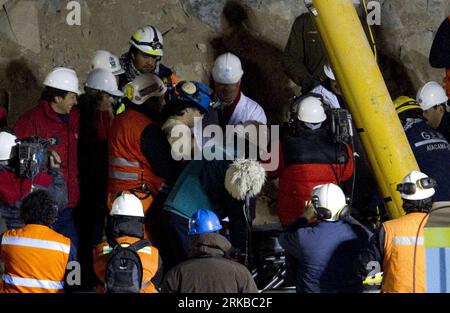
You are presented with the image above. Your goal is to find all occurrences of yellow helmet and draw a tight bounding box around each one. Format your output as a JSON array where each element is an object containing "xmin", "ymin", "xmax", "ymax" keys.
[{"xmin": 393, "ymin": 96, "xmax": 421, "ymax": 115}]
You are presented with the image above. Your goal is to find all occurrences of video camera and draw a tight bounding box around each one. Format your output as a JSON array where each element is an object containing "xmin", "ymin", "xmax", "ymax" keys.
[
  {"xmin": 329, "ymin": 108, "xmax": 353, "ymax": 145},
  {"xmin": 15, "ymin": 136, "xmax": 58, "ymax": 179}
]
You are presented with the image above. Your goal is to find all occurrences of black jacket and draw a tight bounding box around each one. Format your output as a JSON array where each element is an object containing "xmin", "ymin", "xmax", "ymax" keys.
[{"xmin": 161, "ymin": 233, "xmax": 258, "ymax": 293}]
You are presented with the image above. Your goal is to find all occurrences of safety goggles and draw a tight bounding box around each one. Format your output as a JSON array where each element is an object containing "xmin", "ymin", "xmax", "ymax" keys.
[{"xmin": 396, "ymin": 177, "xmax": 437, "ymax": 195}]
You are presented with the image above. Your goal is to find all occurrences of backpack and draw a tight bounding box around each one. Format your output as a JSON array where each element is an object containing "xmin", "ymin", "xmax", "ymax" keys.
[{"xmin": 104, "ymin": 239, "xmax": 151, "ymax": 293}]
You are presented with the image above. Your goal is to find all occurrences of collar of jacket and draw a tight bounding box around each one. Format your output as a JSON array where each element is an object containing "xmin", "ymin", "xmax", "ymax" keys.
[
  {"xmin": 37, "ymin": 98, "xmax": 78, "ymax": 124},
  {"xmin": 128, "ymin": 101, "xmax": 165, "ymax": 124},
  {"xmin": 190, "ymin": 232, "xmax": 232, "ymax": 258}
]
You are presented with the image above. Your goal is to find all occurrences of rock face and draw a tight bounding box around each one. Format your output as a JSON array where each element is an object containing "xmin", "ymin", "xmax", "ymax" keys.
[{"xmin": 0, "ymin": 0, "xmax": 448, "ymax": 124}]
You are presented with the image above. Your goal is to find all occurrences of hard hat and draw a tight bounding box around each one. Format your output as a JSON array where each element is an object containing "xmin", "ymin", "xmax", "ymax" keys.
[
  {"xmin": 125, "ymin": 73, "xmax": 167, "ymax": 105},
  {"xmin": 130, "ymin": 25, "xmax": 164, "ymax": 57},
  {"xmin": 212, "ymin": 53, "xmax": 244, "ymax": 84},
  {"xmin": 396, "ymin": 170, "xmax": 436, "ymax": 201},
  {"xmin": 43, "ymin": 67, "xmax": 80, "ymax": 94},
  {"xmin": 85, "ymin": 68, "xmax": 124, "ymax": 97},
  {"xmin": 311, "ymin": 183, "xmax": 347, "ymax": 222},
  {"xmin": 188, "ymin": 209, "xmax": 223, "ymax": 235},
  {"xmin": 393, "ymin": 96, "xmax": 422, "ymax": 115},
  {"xmin": 90, "ymin": 50, "xmax": 125, "ymax": 76},
  {"xmin": 175, "ymin": 81, "xmax": 212, "ymax": 113},
  {"xmin": 297, "ymin": 96, "xmax": 327, "ymax": 123},
  {"xmin": 110, "ymin": 193, "xmax": 144, "ymax": 217},
  {"xmin": 324, "ymin": 63, "xmax": 336, "ymax": 81},
  {"xmin": 0, "ymin": 131, "xmax": 17, "ymax": 161},
  {"xmin": 416, "ymin": 81, "xmax": 448, "ymax": 111}
]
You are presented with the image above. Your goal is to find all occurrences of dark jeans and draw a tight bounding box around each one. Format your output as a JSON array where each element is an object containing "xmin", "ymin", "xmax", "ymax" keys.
[
  {"xmin": 52, "ymin": 207, "xmax": 79, "ymax": 252},
  {"xmin": 159, "ymin": 209, "xmax": 190, "ymax": 273}
]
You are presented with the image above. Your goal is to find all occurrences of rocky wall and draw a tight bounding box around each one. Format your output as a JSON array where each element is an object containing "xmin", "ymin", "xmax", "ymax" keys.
[{"xmin": 0, "ymin": 0, "xmax": 449, "ymax": 125}]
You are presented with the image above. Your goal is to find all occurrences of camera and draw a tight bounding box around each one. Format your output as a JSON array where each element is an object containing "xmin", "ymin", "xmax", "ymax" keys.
[
  {"xmin": 16, "ymin": 136, "xmax": 58, "ymax": 179},
  {"xmin": 330, "ymin": 108, "xmax": 353, "ymax": 145}
]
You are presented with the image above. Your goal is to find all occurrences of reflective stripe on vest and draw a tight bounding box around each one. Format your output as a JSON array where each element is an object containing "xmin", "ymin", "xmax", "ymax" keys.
[
  {"xmin": 393, "ymin": 236, "xmax": 424, "ymax": 246},
  {"xmin": 2, "ymin": 274, "xmax": 64, "ymax": 290},
  {"xmin": 1, "ymin": 236, "xmax": 70, "ymax": 254},
  {"xmin": 102, "ymin": 244, "xmax": 153, "ymax": 255},
  {"xmin": 110, "ymin": 157, "xmax": 140, "ymax": 168},
  {"xmin": 109, "ymin": 169, "xmax": 139, "ymax": 181}
]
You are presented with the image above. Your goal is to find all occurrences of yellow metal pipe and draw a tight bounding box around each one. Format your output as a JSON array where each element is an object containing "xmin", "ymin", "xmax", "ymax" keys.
[{"xmin": 307, "ymin": 0, "xmax": 420, "ymax": 218}]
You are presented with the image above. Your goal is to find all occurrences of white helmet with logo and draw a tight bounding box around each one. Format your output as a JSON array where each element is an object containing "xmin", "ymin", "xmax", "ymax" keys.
[
  {"xmin": 85, "ymin": 68, "xmax": 124, "ymax": 97},
  {"xmin": 110, "ymin": 193, "xmax": 144, "ymax": 217},
  {"xmin": 212, "ymin": 53, "xmax": 244, "ymax": 84},
  {"xmin": 416, "ymin": 81, "xmax": 448, "ymax": 111},
  {"xmin": 43, "ymin": 67, "xmax": 80, "ymax": 94},
  {"xmin": 130, "ymin": 25, "xmax": 164, "ymax": 57},
  {"xmin": 90, "ymin": 50, "xmax": 125, "ymax": 76},
  {"xmin": 125, "ymin": 73, "xmax": 167, "ymax": 105},
  {"xmin": 311, "ymin": 183, "xmax": 347, "ymax": 222},
  {"xmin": 397, "ymin": 170, "xmax": 436, "ymax": 201},
  {"xmin": 0, "ymin": 131, "xmax": 17, "ymax": 161},
  {"xmin": 297, "ymin": 96, "xmax": 327, "ymax": 123}
]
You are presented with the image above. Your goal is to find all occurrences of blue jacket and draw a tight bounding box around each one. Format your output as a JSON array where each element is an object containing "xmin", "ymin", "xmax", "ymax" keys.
[
  {"xmin": 404, "ymin": 118, "xmax": 450, "ymax": 201},
  {"xmin": 163, "ymin": 161, "xmax": 212, "ymax": 220},
  {"xmin": 279, "ymin": 215, "xmax": 371, "ymax": 293}
]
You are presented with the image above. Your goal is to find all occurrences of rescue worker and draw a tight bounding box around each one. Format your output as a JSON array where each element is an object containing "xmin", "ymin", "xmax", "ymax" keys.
[
  {"xmin": 195, "ymin": 53, "xmax": 267, "ymax": 148},
  {"xmin": 429, "ymin": 16, "xmax": 450, "ymax": 98},
  {"xmin": 93, "ymin": 193, "xmax": 162, "ymax": 293},
  {"xmin": 416, "ymin": 81, "xmax": 449, "ymax": 142},
  {"xmin": 394, "ymin": 96, "xmax": 450, "ymax": 201},
  {"xmin": 283, "ymin": 2, "xmax": 373, "ymax": 93},
  {"xmin": 272, "ymin": 95, "xmax": 354, "ymax": 226},
  {"xmin": 13, "ymin": 67, "xmax": 80, "ymax": 248},
  {"xmin": 77, "ymin": 68, "xmax": 124, "ymax": 289},
  {"xmin": 107, "ymin": 73, "xmax": 183, "ymax": 241},
  {"xmin": 118, "ymin": 25, "xmax": 177, "ymax": 92},
  {"xmin": 357, "ymin": 171, "xmax": 437, "ymax": 293},
  {"xmin": 0, "ymin": 189, "xmax": 76, "ymax": 293},
  {"xmin": 161, "ymin": 209, "xmax": 258, "ymax": 293},
  {"xmin": 0, "ymin": 130, "xmax": 67, "ymax": 230},
  {"xmin": 279, "ymin": 183, "xmax": 372, "ymax": 293}
]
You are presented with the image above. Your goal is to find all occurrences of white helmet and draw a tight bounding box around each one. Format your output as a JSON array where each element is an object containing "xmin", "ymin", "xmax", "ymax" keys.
[
  {"xmin": 130, "ymin": 25, "xmax": 164, "ymax": 57},
  {"xmin": 324, "ymin": 63, "xmax": 336, "ymax": 81},
  {"xmin": 90, "ymin": 50, "xmax": 125, "ymax": 76},
  {"xmin": 85, "ymin": 68, "xmax": 124, "ymax": 97},
  {"xmin": 212, "ymin": 53, "xmax": 244, "ymax": 84},
  {"xmin": 297, "ymin": 96, "xmax": 327, "ymax": 123},
  {"xmin": 311, "ymin": 183, "xmax": 347, "ymax": 222},
  {"xmin": 0, "ymin": 131, "xmax": 17, "ymax": 161},
  {"xmin": 43, "ymin": 67, "xmax": 80, "ymax": 94},
  {"xmin": 397, "ymin": 170, "xmax": 436, "ymax": 201},
  {"xmin": 416, "ymin": 81, "xmax": 448, "ymax": 111},
  {"xmin": 125, "ymin": 73, "xmax": 167, "ymax": 105},
  {"xmin": 110, "ymin": 193, "xmax": 144, "ymax": 217}
]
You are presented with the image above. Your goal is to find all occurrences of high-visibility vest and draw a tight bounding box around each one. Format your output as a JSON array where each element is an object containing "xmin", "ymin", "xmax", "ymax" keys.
[
  {"xmin": 108, "ymin": 109, "xmax": 165, "ymax": 195},
  {"xmin": 0, "ymin": 224, "xmax": 71, "ymax": 293},
  {"xmin": 444, "ymin": 68, "xmax": 450, "ymax": 98},
  {"xmin": 93, "ymin": 236, "xmax": 160, "ymax": 293},
  {"xmin": 381, "ymin": 212, "xmax": 429, "ymax": 293}
]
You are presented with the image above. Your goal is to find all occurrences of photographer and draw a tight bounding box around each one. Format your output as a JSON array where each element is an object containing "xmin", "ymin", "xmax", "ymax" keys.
[{"xmin": 0, "ymin": 130, "xmax": 67, "ymax": 230}]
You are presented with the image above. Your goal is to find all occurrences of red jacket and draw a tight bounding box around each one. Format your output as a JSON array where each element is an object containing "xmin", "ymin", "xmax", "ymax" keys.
[
  {"xmin": 13, "ymin": 99, "xmax": 80, "ymax": 208},
  {"xmin": 270, "ymin": 130, "xmax": 354, "ymax": 226},
  {"xmin": 0, "ymin": 171, "xmax": 52, "ymax": 206}
]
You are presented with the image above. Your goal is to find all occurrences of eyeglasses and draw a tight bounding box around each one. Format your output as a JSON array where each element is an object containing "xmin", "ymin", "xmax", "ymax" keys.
[{"xmin": 396, "ymin": 177, "xmax": 437, "ymax": 195}]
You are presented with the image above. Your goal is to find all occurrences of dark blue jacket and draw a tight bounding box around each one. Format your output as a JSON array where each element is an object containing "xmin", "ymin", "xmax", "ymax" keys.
[
  {"xmin": 404, "ymin": 118, "xmax": 450, "ymax": 201},
  {"xmin": 279, "ymin": 215, "xmax": 371, "ymax": 293}
]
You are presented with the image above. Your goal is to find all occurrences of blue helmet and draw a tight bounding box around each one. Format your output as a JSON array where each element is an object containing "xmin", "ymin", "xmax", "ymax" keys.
[
  {"xmin": 188, "ymin": 209, "xmax": 223, "ymax": 235},
  {"xmin": 176, "ymin": 81, "xmax": 212, "ymax": 114}
]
